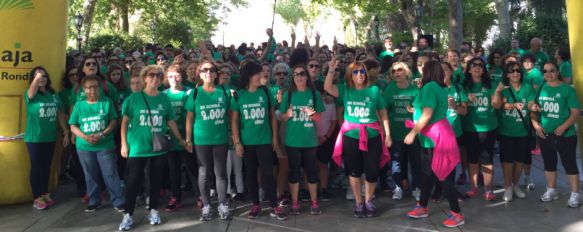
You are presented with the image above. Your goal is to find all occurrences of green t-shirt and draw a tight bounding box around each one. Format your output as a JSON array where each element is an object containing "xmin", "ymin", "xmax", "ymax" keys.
[
  {"xmin": 447, "ymin": 84, "xmax": 468, "ymax": 137},
  {"xmin": 184, "ymin": 86, "xmax": 231, "ymax": 145},
  {"xmin": 490, "ymin": 66, "xmax": 503, "ymax": 87},
  {"xmin": 58, "ymin": 87, "xmax": 74, "ymax": 112},
  {"xmin": 118, "ymin": 88, "xmax": 132, "ymax": 106},
  {"xmin": 24, "ymin": 89, "xmax": 62, "ymax": 142},
  {"xmin": 463, "ymin": 82, "xmax": 498, "ymax": 132},
  {"xmin": 413, "ymin": 82, "xmax": 448, "ymax": 148},
  {"xmin": 528, "ymin": 50, "xmax": 550, "ymax": 70},
  {"xmin": 525, "ymin": 68, "xmax": 544, "ymax": 88},
  {"xmin": 378, "ymin": 50, "xmax": 394, "ymax": 60},
  {"xmin": 452, "ymin": 66, "xmax": 465, "ymax": 85},
  {"xmin": 498, "ymin": 84, "xmax": 535, "ymax": 137},
  {"xmin": 559, "ymin": 61, "xmax": 573, "ymax": 79},
  {"xmin": 375, "ymin": 78, "xmax": 390, "ymax": 91},
  {"xmin": 122, "ymin": 91, "xmax": 176, "ymax": 157},
  {"xmin": 71, "ymin": 81, "xmax": 120, "ymax": 107},
  {"xmin": 163, "ymin": 88, "xmax": 191, "ymax": 151},
  {"xmin": 508, "ymin": 48, "xmax": 526, "ymax": 57},
  {"xmin": 383, "ymin": 82, "xmax": 418, "ymax": 141},
  {"xmin": 279, "ymin": 89, "xmax": 325, "ymax": 147},
  {"xmin": 536, "ymin": 83, "xmax": 580, "ymax": 137},
  {"xmin": 337, "ymin": 85, "xmax": 386, "ymax": 139},
  {"xmin": 69, "ymin": 97, "xmax": 118, "ymax": 151},
  {"xmin": 232, "ymin": 88, "xmax": 276, "ymax": 145}
]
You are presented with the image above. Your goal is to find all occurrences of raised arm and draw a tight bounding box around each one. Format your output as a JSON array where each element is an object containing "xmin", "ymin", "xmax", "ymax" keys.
[{"xmin": 324, "ymin": 57, "xmax": 339, "ymax": 97}]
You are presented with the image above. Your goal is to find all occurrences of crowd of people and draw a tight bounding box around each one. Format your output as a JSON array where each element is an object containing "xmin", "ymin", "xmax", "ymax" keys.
[{"xmin": 23, "ymin": 27, "xmax": 580, "ymax": 231}]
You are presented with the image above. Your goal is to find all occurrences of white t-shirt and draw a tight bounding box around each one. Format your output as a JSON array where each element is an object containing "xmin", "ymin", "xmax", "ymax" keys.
[{"xmin": 316, "ymin": 102, "xmax": 337, "ymax": 137}]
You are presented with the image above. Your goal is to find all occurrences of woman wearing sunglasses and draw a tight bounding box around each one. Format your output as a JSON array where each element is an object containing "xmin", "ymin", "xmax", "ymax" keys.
[
  {"xmin": 279, "ymin": 64, "xmax": 325, "ymax": 216},
  {"xmin": 72, "ymin": 57, "xmax": 120, "ymax": 109},
  {"xmin": 25, "ymin": 67, "xmax": 70, "ymax": 210},
  {"xmin": 383, "ymin": 61, "xmax": 421, "ymax": 201},
  {"xmin": 118, "ymin": 65, "xmax": 188, "ymax": 230},
  {"xmin": 530, "ymin": 62, "xmax": 581, "ymax": 207},
  {"xmin": 185, "ymin": 60, "xmax": 232, "ymax": 221},
  {"xmin": 497, "ymin": 62, "xmax": 535, "ymax": 202},
  {"xmin": 325, "ymin": 59, "xmax": 391, "ymax": 218},
  {"xmin": 271, "ymin": 62, "xmax": 291, "ymax": 204},
  {"xmin": 462, "ymin": 57, "xmax": 503, "ymax": 201}
]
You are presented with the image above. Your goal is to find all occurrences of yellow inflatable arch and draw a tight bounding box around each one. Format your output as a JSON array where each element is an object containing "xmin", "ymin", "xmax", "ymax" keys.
[
  {"xmin": 0, "ymin": 0, "xmax": 67, "ymax": 204},
  {"xmin": 566, "ymin": 0, "xmax": 583, "ymax": 157}
]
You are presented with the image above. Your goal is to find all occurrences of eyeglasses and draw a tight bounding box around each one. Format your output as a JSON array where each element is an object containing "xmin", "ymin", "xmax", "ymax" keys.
[
  {"xmin": 276, "ymin": 72, "xmax": 288, "ymax": 76},
  {"xmin": 509, "ymin": 69, "xmax": 521, "ymax": 73},
  {"xmin": 308, "ymin": 64, "xmax": 320, "ymax": 69},
  {"xmin": 542, "ymin": 69, "xmax": 556, "ymax": 74},
  {"xmin": 352, "ymin": 69, "xmax": 366, "ymax": 75},
  {"xmin": 200, "ymin": 68, "xmax": 218, "ymax": 73},
  {"xmin": 293, "ymin": 71, "xmax": 307, "ymax": 77},
  {"xmin": 470, "ymin": 62, "xmax": 484, "ymax": 68},
  {"xmin": 391, "ymin": 68, "xmax": 403, "ymax": 73},
  {"xmin": 147, "ymin": 72, "xmax": 164, "ymax": 79},
  {"xmin": 84, "ymin": 62, "xmax": 97, "ymax": 67}
]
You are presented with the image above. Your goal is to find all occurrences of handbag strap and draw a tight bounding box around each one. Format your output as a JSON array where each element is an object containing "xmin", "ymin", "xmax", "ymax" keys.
[
  {"xmin": 505, "ymin": 86, "xmax": 532, "ymax": 135},
  {"xmin": 140, "ymin": 91, "xmax": 156, "ymax": 132}
]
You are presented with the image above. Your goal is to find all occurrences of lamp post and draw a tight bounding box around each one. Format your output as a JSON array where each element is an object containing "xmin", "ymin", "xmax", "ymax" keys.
[
  {"xmin": 150, "ymin": 21, "xmax": 157, "ymax": 43},
  {"xmin": 414, "ymin": 4, "xmax": 423, "ymax": 39},
  {"xmin": 75, "ymin": 13, "xmax": 84, "ymax": 53}
]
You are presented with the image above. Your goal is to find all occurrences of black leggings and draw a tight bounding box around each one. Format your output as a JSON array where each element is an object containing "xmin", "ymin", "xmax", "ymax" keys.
[
  {"xmin": 419, "ymin": 148, "xmax": 460, "ymax": 213},
  {"xmin": 499, "ymin": 135, "xmax": 527, "ymax": 163},
  {"xmin": 342, "ymin": 135, "xmax": 382, "ymax": 183},
  {"xmin": 26, "ymin": 142, "xmax": 55, "ymax": 198},
  {"xmin": 244, "ymin": 144, "xmax": 278, "ymax": 207},
  {"xmin": 167, "ymin": 150, "xmax": 199, "ymax": 202},
  {"xmin": 195, "ymin": 144, "xmax": 228, "ymax": 205},
  {"xmin": 464, "ymin": 131, "xmax": 496, "ymax": 165},
  {"xmin": 286, "ymin": 146, "xmax": 319, "ymax": 184},
  {"xmin": 124, "ymin": 154, "xmax": 166, "ymax": 215},
  {"xmin": 539, "ymin": 135, "xmax": 579, "ymax": 175}
]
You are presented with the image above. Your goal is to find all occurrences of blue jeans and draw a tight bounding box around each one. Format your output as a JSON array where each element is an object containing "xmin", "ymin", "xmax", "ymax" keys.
[
  {"xmin": 77, "ymin": 149, "xmax": 125, "ymax": 207},
  {"xmin": 390, "ymin": 140, "xmax": 421, "ymax": 189}
]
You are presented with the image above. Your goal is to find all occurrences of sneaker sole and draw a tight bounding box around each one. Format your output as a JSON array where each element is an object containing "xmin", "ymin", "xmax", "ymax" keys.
[
  {"xmin": 150, "ymin": 221, "xmax": 161, "ymax": 225},
  {"xmin": 444, "ymin": 221, "xmax": 465, "ymax": 228},
  {"xmin": 407, "ymin": 214, "xmax": 429, "ymax": 219},
  {"xmin": 540, "ymin": 196, "xmax": 559, "ymax": 202},
  {"xmin": 270, "ymin": 214, "xmax": 288, "ymax": 221}
]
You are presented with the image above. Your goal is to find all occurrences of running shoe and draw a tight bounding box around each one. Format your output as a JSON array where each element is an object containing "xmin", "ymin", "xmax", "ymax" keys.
[
  {"xmin": 270, "ymin": 205, "xmax": 288, "ymax": 221},
  {"xmin": 365, "ymin": 201, "xmax": 376, "ymax": 217},
  {"xmin": 217, "ymin": 203, "xmax": 232, "ymax": 220},
  {"xmin": 407, "ymin": 204, "xmax": 429, "ymax": 218},
  {"xmin": 165, "ymin": 196, "xmax": 181, "ymax": 212},
  {"xmin": 42, "ymin": 193, "xmax": 55, "ymax": 207},
  {"xmin": 310, "ymin": 201, "xmax": 322, "ymax": 215},
  {"xmin": 484, "ymin": 191, "xmax": 496, "ymax": 201},
  {"xmin": 353, "ymin": 203, "xmax": 366, "ymax": 218},
  {"xmin": 290, "ymin": 202, "xmax": 300, "ymax": 215},
  {"xmin": 148, "ymin": 209, "xmax": 161, "ymax": 225},
  {"xmin": 200, "ymin": 205, "xmax": 212, "ymax": 221},
  {"xmin": 567, "ymin": 192, "xmax": 582, "ymax": 208},
  {"xmin": 33, "ymin": 197, "xmax": 48, "ymax": 210},
  {"xmin": 392, "ymin": 186, "xmax": 403, "ymax": 200},
  {"xmin": 248, "ymin": 204, "xmax": 261, "ymax": 219},
  {"xmin": 118, "ymin": 213, "xmax": 133, "ymax": 231},
  {"xmin": 278, "ymin": 193, "xmax": 291, "ymax": 206},
  {"xmin": 503, "ymin": 188, "xmax": 513, "ymax": 202},
  {"xmin": 540, "ymin": 188, "xmax": 559, "ymax": 202},
  {"xmin": 513, "ymin": 185, "xmax": 526, "ymax": 199},
  {"xmin": 442, "ymin": 211, "xmax": 465, "ymax": 227},
  {"xmin": 465, "ymin": 188, "xmax": 479, "ymax": 198}
]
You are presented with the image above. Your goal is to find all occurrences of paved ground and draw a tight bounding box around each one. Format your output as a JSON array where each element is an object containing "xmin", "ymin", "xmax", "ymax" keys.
[{"xmin": 2, "ymin": 154, "xmax": 583, "ymax": 232}]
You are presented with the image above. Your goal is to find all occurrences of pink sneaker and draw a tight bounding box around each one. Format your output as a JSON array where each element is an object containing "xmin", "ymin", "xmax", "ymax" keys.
[
  {"xmin": 33, "ymin": 197, "xmax": 48, "ymax": 210},
  {"xmin": 484, "ymin": 191, "xmax": 496, "ymax": 201},
  {"xmin": 42, "ymin": 193, "xmax": 55, "ymax": 207},
  {"xmin": 465, "ymin": 188, "xmax": 479, "ymax": 198},
  {"xmin": 443, "ymin": 211, "xmax": 465, "ymax": 227}
]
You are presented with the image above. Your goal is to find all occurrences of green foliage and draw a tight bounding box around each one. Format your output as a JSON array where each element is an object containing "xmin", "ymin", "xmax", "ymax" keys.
[
  {"xmin": 275, "ymin": 0, "xmax": 306, "ymax": 29},
  {"xmin": 514, "ymin": 13, "xmax": 568, "ymax": 56},
  {"xmin": 88, "ymin": 34, "xmax": 145, "ymax": 51},
  {"xmin": 462, "ymin": 0, "xmax": 497, "ymax": 46},
  {"xmin": 391, "ymin": 31, "xmax": 414, "ymax": 48}
]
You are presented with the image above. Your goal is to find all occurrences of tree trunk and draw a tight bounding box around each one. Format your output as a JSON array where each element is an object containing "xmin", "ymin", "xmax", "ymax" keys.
[
  {"xmin": 82, "ymin": 0, "xmax": 98, "ymax": 48},
  {"xmin": 447, "ymin": 0, "xmax": 463, "ymax": 50},
  {"xmin": 494, "ymin": 0, "xmax": 511, "ymax": 40},
  {"xmin": 120, "ymin": 0, "xmax": 130, "ymax": 33},
  {"xmin": 398, "ymin": 0, "xmax": 423, "ymax": 43}
]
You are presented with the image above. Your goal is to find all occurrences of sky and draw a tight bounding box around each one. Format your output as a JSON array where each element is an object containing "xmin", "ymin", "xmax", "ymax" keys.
[{"xmin": 210, "ymin": 0, "xmax": 346, "ymax": 48}]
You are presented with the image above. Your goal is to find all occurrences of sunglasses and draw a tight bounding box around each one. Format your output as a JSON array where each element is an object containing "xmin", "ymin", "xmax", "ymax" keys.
[
  {"xmin": 293, "ymin": 71, "xmax": 307, "ymax": 77},
  {"xmin": 84, "ymin": 62, "xmax": 97, "ymax": 67},
  {"xmin": 147, "ymin": 72, "xmax": 164, "ymax": 79},
  {"xmin": 200, "ymin": 68, "xmax": 218, "ymax": 73},
  {"xmin": 470, "ymin": 62, "xmax": 484, "ymax": 68},
  {"xmin": 308, "ymin": 64, "xmax": 320, "ymax": 69},
  {"xmin": 276, "ymin": 72, "xmax": 288, "ymax": 76},
  {"xmin": 509, "ymin": 69, "xmax": 521, "ymax": 73},
  {"xmin": 392, "ymin": 68, "xmax": 403, "ymax": 73},
  {"xmin": 542, "ymin": 69, "xmax": 556, "ymax": 74},
  {"xmin": 352, "ymin": 69, "xmax": 366, "ymax": 75}
]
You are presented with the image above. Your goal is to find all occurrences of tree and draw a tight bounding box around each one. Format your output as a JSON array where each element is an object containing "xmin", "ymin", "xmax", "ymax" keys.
[
  {"xmin": 447, "ymin": 0, "xmax": 463, "ymax": 50},
  {"xmin": 274, "ymin": 0, "xmax": 306, "ymax": 33},
  {"xmin": 494, "ymin": 0, "xmax": 511, "ymax": 40}
]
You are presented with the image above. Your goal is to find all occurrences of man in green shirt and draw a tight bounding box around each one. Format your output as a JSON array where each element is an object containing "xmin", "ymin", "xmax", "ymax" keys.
[
  {"xmin": 508, "ymin": 39, "xmax": 526, "ymax": 57},
  {"xmin": 527, "ymin": 37, "xmax": 549, "ymax": 70}
]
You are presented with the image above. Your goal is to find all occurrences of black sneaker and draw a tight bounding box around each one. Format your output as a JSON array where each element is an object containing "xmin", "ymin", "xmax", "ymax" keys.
[
  {"xmin": 353, "ymin": 203, "xmax": 365, "ymax": 218},
  {"xmin": 85, "ymin": 204, "xmax": 99, "ymax": 213},
  {"xmin": 320, "ymin": 189, "xmax": 332, "ymax": 202}
]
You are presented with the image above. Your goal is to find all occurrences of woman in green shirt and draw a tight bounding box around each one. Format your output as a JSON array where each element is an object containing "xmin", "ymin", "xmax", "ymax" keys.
[
  {"xmin": 555, "ymin": 47, "xmax": 572, "ymax": 84},
  {"xmin": 69, "ymin": 75, "xmax": 125, "ymax": 213},
  {"xmin": 271, "ymin": 62, "xmax": 291, "ymax": 203},
  {"xmin": 25, "ymin": 67, "xmax": 70, "ymax": 210},
  {"xmin": 325, "ymin": 59, "xmax": 391, "ymax": 218},
  {"xmin": 531, "ymin": 62, "xmax": 581, "ymax": 207},
  {"xmin": 185, "ymin": 60, "xmax": 232, "ymax": 221},
  {"xmin": 462, "ymin": 57, "xmax": 503, "ymax": 201},
  {"xmin": 404, "ymin": 61, "xmax": 464, "ymax": 228},
  {"xmin": 280, "ymin": 64, "xmax": 324, "ymax": 216},
  {"xmin": 497, "ymin": 62, "xmax": 535, "ymax": 202},
  {"xmin": 118, "ymin": 65, "xmax": 187, "ymax": 231},
  {"xmin": 231, "ymin": 61, "xmax": 287, "ymax": 220}
]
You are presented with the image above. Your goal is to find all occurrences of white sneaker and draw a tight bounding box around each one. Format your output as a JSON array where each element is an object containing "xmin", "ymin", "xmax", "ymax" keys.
[
  {"xmin": 200, "ymin": 205, "xmax": 212, "ymax": 221},
  {"xmin": 524, "ymin": 176, "xmax": 534, "ymax": 190},
  {"xmin": 392, "ymin": 186, "xmax": 403, "ymax": 200},
  {"xmin": 345, "ymin": 188, "xmax": 355, "ymax": 200},
  {"xmin": 567, "ymin": 192, "xmax": 582, "ymax": 208},
  {"xmin": 412, "ymin": 187, "xmax": 421, "ymax": 201},
  {"xmin": 118, "ymin": 213, "xmax": 133, "ymax": 231},
  {"xmin": 217, "ymin": 203, "xmax": 232, "ymax": 220},
  {"xmin": 148, "ymin": 209, "xmax": 161, "ymax": 225},
  {"xmin": 503, "ymin": 188, "xmax": 513, "ymax": 202},
  {"xmin": 513, "ymin": 185, "xmax": 526, "ymax": 199},
  {"xmin": 540, "ymin": 188, "xmax": 559, "ymax": 202}
]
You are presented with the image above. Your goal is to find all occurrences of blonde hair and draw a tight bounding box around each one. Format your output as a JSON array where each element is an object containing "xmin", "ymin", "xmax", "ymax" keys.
[{"xmin": 390, "ymin": 62, "xmax": 412, "ymax": 80}]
